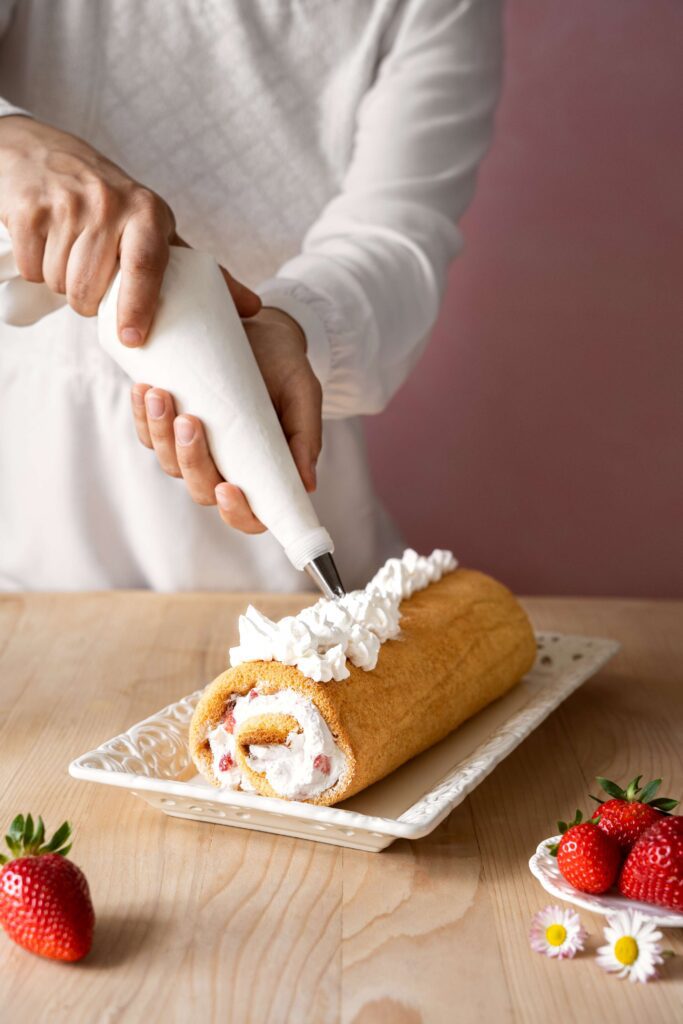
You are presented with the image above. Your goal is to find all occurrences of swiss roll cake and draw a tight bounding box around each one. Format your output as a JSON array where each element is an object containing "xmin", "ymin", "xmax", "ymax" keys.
[{"xmin": 189, "ymin": 551, "xmax": 536, "ymax": 806}]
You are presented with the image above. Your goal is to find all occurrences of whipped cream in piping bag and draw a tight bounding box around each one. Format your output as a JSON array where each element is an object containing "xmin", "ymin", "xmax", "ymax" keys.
[
  {"xmin": 229, "ymin": 548, "xmax": 457, "ymax": 683},
  {"xmin": 208, "ymin": 687, "xmax": 346, "ymax": 800}
]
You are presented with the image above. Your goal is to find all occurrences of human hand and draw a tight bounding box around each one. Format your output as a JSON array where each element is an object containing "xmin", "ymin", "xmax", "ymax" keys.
[
  {"xmin": 0, "ymin": 115, "xmax": 260, "ymax": 344},
  {"xmin": 130, "ymin": 307, "xmax": 323, "ymax": 532}
]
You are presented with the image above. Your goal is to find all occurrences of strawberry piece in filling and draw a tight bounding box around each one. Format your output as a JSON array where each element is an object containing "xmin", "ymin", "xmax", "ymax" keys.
[
  {"xmin": 222, "ymin": 700, "xmax": 236, "ymax": 733},
  {"xmin": 218, "ymin": 753, "xmax": 234, "ymax": 772},
  {"xmin": 314, "ymin": 753, "xmax": 331, "ymax": 775}
]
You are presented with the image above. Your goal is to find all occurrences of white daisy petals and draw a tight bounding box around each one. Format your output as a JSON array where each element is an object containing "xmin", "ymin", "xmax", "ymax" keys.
[
  {"xmin": 529, "ymin": 905, "xmax": 587, "ymax": 959},
  {"xmin": 596, "ymin": 909, "xmax": 664, "ymax": 983}
]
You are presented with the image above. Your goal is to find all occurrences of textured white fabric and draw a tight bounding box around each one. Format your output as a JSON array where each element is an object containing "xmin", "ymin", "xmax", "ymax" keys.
[{"xmin": 0, "ymin": 0, "xmax": 501, "ymax": 591}]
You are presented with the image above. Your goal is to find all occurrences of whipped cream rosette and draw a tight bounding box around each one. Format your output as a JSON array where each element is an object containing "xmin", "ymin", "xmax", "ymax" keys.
[{"xmin": 189, "ymin": 550, "xmax": 536, "ymax": 805}]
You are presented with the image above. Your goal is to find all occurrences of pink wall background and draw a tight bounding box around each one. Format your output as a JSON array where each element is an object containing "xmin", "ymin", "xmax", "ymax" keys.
[{"xmin": 365, "ymin": 1, "xmax": 683, "ymax": 598}]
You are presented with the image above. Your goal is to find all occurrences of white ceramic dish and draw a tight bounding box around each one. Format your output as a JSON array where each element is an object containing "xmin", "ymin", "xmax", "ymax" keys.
[
  {"xmin": 529, "ymin": 836, "xmax": 683, "ymax": 928},
  {"xmin": 70, "ymin": 632, "xmax": 619, "ymax": 853}
]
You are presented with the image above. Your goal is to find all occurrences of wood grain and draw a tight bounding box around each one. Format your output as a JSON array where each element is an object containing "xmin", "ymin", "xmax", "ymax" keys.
[{"xmin": 0, "ymin": 592, "xmax": 681, "ymax": 1024}]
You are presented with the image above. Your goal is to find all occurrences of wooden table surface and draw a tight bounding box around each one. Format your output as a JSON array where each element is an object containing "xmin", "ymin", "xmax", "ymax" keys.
[{"xmin": 0, "ymin": 592, "xmax": 681, "ymax": 1023}]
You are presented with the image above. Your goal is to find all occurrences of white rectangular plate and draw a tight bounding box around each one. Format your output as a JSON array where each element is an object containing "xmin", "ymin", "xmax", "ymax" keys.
[{"xmin": 69, "ymin": 633, "xmax": 619, "ymax": 852}]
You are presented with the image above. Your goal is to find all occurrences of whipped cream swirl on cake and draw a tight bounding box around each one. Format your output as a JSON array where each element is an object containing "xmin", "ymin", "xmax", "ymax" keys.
[{"xmin": 229, "ymin": 548, "xmax": 457, "ymax": 683}]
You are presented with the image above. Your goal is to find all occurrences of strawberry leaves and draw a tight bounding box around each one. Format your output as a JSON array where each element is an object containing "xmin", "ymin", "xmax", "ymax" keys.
[
  {"xmin": 43, "ymin": 821, "xmax": 72, "ymax": 855},
  {"xmin": 637, "ymin": 778, "xmax": 661, "ymax": 805},
  {"xmin": 558, "ymin": 810, "xmax": 583, "ymax": 835},
  {"xmin": 0, "ymin": 815, "xmax": 72, "ymax": 864},
  {"xmin": 593, "ymin": 775, "xmax": 679, "ymax": 814},
  {"xmin": 595, "ymin": 776, "xmax": 631, "ymax": 800},
  {"xmin": 648, "ymin": 798, "xmax": 679, "ymax": 812}
]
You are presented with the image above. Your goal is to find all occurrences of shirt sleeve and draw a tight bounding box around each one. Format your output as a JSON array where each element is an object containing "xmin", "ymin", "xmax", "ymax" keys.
[{"xmin": 257, "ymin": 0, "xmax": 502, "ymax": 420}]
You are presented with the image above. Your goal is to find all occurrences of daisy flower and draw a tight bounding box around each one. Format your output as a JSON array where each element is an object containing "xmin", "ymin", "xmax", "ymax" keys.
[
  {"xmin": 597, "ymin": 909, "xmax": 664, "ymax": 983},
  {"xmin": 529, "ymin": 905, "xmax": 587, "ymax": 959}
]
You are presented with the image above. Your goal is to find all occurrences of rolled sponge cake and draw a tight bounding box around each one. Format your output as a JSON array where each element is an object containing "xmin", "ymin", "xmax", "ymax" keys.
[{"xmin": 189, "ymin": 568, "xmax": 536, "ymax": 806}]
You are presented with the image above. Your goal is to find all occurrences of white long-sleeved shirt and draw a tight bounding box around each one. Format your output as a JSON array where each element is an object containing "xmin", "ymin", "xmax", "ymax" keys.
[{"xmin": 0, "ymin": 0, "xmax": 501, "ymax": 591}]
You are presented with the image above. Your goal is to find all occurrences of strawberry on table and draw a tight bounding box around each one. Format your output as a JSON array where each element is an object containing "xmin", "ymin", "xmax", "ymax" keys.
[
  {"xmin": 548, "ymin": 811, "xmax": 621, "ymax": 894},
  {"xmin": 0, "ymin": 814, "xmax": 94, "ymax": 962},
  {"xmin": 591, "ymin": 774, "xmax": 679, "ymax": 850},
  {"xmin": 618, "ymin": 814, "xmax": 683, "ymax": 911}
]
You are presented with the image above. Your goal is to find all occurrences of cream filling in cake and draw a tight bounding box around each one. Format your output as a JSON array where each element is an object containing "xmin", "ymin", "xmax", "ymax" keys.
[
  {"xmin": 229, "ymin": 548, "xmax": 457, "ymax": 682},
  {"xmin": 207, "ymin": 687, "xmax": 346, "ymax": 800}
]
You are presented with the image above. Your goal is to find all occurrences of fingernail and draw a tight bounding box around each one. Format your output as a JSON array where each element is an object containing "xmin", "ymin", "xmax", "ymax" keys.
[
  {"xmin": 216, "ymin": 487, "xmax": 232, "ymax": 510},
  {"xmin": 146, "ymin": 393, "xmax": 165, "ymax": 419},
  {"xmin": 121, "ymin": 327, "xmax": 142, "ymax": 346},
  {"xmin": 174, "ymin": 417, "xmax": 195, "ymax": 446},
  {"xmin": 309, "ymin": 461, "xmax": 317, "ymax": 488},
  {"xmin": 131, "ymin": 389, "xmax": 145, "ymax": 407}
]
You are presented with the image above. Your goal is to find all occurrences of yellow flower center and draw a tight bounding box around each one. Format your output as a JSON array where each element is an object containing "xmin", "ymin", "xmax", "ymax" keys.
[
  {"xmin": 545, "ymin": 924, "xmax": 567, "ymax": 947},
  {"xmin": 614, "ymin": 936, "xmax": 639, "ymax": 966}
]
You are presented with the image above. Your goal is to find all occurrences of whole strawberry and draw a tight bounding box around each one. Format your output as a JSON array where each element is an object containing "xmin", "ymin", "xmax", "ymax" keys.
[
  {"xmin": 591, "ymin": 774, "xmax": 678, "ymax": 849},
  {"xmin": 618, "ymin": 815, "xmax": 683, "ymax": 911},
  {"xmin": 0, "ymin": 814, "xmax": 94, "ymax": 961},
  {"xmin": 549, "ymin": 811, "xmax": 621, "ymax": 894}
]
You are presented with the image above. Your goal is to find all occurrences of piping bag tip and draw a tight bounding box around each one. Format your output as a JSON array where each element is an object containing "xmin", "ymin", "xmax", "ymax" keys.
[{"xmin": 305, "ymin": 552, "xmax": 346, "ymax": 600}]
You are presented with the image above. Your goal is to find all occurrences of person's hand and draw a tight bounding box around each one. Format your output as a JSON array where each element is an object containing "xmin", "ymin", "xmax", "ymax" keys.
[
  {"xmin": 0, "ymin": 115, "xmax": 260, "ymax": 343},
  {"xmin": 130, "ymin": 307, "xmax": 323, "ymax": 532}
]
